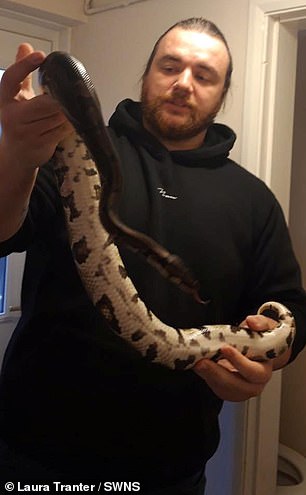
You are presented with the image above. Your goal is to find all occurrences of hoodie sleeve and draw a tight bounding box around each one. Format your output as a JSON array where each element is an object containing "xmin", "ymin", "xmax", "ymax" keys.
[
  {"xmin": 0, "ymin": 161, "xmax": 61, "ymax": 257},
  {"xmin": 245, "ymin": 184, "xmax": 306, "ymax": 362}
]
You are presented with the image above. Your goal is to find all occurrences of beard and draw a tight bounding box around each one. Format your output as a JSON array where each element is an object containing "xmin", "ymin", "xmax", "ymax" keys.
[{"xmin": 141, "ymin": 84, "xmax": 221, "ymax": 142}]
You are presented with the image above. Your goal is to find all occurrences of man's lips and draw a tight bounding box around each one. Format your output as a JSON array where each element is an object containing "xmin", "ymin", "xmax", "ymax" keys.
[{"xmin": 163, "ymin": 99, "xmax": 192, "ymax": 112}]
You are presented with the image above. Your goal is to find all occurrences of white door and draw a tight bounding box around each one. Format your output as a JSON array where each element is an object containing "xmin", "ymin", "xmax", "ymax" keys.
[{"xmin": 0, "ymin": 14, "xmax": 70, "ymax": 366}]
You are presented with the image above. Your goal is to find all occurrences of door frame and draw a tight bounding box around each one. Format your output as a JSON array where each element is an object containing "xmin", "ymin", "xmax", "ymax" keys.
[{"xmin": 241, "ymin": 1, "xmax": 306, "ymax": 493}]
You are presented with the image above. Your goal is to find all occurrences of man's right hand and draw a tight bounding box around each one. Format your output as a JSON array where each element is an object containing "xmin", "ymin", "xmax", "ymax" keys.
[
  {"xmin": 0, "ymin": 43, "xmax": 73, "ymax": 242},
  {"xmin": 0, "ymin": 42, "xmax": 72, "ymax": 169}
]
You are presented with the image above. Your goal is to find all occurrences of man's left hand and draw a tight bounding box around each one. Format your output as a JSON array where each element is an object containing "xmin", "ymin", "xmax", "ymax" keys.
[{"xmin": 193, "ymin": 314, "xmax": 291, "ymax": 401}]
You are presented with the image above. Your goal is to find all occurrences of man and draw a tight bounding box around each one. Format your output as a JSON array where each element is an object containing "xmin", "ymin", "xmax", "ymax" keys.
[{"xmin": 0, "ymin": 17, "xmax": 305, "ymax": 495}]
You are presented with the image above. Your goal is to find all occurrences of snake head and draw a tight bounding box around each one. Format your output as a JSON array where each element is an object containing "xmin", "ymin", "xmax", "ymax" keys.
[{"xmin": 39, "ymin": 51, "xmax": 103, "ymax": 136}]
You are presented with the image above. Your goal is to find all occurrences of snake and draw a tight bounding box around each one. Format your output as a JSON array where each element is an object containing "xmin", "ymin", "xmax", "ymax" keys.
[{"xmin": 38, "ymin": 51, "xmax": 296, "ymax": 370}]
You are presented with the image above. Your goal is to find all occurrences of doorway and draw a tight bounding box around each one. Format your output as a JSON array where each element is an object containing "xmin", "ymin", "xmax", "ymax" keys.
[
  {"xmin": 241, "ymin": 2, "xmax": 306, "ymax": 494},
  {"xmin": 279, "ymin": 28, "xmax": 306, "ymax": 462}
]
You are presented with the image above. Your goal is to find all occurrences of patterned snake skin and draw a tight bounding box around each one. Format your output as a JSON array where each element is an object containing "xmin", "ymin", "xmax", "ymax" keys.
[{"xmin": 38, "ymin": 52, "xmax": 296, "ymax": 370}]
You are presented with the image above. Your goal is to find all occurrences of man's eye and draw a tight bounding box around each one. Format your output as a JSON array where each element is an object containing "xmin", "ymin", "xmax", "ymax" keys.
[{"xmin": 196, "ymin": 74, "xmax": 208, "ymax": 82}]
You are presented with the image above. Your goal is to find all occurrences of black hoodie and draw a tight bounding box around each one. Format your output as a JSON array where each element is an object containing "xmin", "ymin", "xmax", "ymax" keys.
[{"xmin": 0, "ymin": 99, "xmax": 305, "ymax": 486}]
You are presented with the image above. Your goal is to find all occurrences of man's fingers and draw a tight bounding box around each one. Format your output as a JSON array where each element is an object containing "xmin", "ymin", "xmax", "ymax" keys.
[
  {"xmin": 193, "ymin": 357, "xmax": 266, "ymax": 401},
  {"xmin": 245, "ymin": 314, "xmax": 277, "ymax": 331},
  {"xmin": 193, "ymin": 347, "xmax": 273, "ymax": 401},
  {"xmin": 16, "ymin": 43, "xmax": 34, "ymax": 62},
  {"xmin": 16, "ymin": 43, "xmax": 35, "ymax": 96},
  {"xmin": 218, "ymin": 346, "xmax": 273, "ymax": 383},
  {"xmin": 0, "ymin": 48, "xmax": 45, "ymax": 103}
]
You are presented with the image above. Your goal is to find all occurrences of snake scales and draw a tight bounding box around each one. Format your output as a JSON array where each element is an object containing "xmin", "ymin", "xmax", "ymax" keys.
[{"xmin": 38, "ymin": 52, "xmax": 295, "ymax": 370}]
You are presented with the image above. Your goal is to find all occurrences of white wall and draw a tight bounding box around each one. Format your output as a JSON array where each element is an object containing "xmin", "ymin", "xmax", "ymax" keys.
[{"xmin": 71, "ymin": 0, "xmax": 250, "ymax": 163}]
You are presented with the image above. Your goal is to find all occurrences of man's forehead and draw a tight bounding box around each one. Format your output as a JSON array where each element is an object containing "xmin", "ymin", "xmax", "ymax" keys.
[
  {"xmin": 154, "ymin": 28, "xmax": 229, "ymax": 64},
  {"xmin": 154, "ymin": 28, "xmax": 229, "ymax": 72}
]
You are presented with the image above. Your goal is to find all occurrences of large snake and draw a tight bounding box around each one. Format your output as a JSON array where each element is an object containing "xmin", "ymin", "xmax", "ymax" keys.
[{"xmin": 38, "ymin": 52, "xmax": 295, "ymax": 370}]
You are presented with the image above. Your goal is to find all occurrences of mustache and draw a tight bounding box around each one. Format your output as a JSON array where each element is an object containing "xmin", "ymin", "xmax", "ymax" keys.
[{"xmin": 162, "ymin": 95, "xmax": 194, "ymax": 109}]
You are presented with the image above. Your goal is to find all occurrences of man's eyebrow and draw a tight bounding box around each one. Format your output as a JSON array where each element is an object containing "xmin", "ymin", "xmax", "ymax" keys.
[
  {"xmin": 197, "ymin": 63, "xmax": 219, "ymax": 78},
  {"xmin": 157, "ymin": 55, "xmax": 220, "ymax": 78},
  {"xmin": 157, "ymin": 55, "xmax": 181, "ymax": 64}
]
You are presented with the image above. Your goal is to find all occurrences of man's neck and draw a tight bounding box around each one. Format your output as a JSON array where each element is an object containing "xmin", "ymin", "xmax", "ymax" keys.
[
  {"xmin": 160, "ymin": 131, "xmax": 207, "ymax": 151},
  {"xmin": 143, "ymin": 121, "xmax": 207, "ymax": 151}
]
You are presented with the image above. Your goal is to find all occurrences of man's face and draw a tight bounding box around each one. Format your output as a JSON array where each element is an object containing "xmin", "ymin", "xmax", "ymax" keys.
[{"xmin": 141, "ymin": 28, "xmax": 230, "ymax": 148}]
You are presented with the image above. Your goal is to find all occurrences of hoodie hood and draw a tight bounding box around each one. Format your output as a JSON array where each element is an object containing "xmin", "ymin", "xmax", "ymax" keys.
[{"xmin": 108, "ymin": 98, "xmax": 236, "ymax": 167}]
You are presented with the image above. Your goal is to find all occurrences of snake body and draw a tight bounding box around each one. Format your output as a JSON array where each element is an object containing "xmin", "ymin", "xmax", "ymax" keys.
[{"xmin": 38, "ymin": 52, "xmax": 296, "ymax": 370}]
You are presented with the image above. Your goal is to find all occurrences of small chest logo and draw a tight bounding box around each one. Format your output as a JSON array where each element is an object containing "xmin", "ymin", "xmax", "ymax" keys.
[{"xmin": 157, "ymin": 187, "xmax": 178, "ymax": 200}]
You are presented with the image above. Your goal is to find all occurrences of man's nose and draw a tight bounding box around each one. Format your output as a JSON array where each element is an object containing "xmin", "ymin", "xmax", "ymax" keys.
[{"xmin": 174, "ymin": 69, "xmax": 193, "ymax": 90}]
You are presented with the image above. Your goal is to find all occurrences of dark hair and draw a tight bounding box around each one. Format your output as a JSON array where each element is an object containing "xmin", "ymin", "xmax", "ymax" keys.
[{"xmin": 142, "ymin": 17, "xmax": 233, "ymax": 96}]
